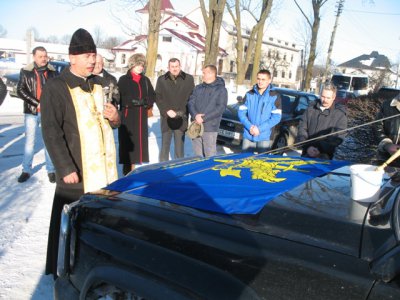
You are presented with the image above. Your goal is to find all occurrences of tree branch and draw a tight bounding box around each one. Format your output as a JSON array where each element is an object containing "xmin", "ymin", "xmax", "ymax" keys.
[{"xmin": 293, "ymin": 0, "xmax": 312, "ymax": 29}]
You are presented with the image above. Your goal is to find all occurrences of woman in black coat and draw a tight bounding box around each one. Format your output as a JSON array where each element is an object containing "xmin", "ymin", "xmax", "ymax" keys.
[{"xmin": 118, "ymin": 54, "xmax": 155, "ymax": 175}]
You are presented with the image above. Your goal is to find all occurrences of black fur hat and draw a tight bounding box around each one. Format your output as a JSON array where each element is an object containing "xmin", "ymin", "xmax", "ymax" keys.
[{"xmin": 69, "ymin": 28, "xmax": 96, "ymax": 55}]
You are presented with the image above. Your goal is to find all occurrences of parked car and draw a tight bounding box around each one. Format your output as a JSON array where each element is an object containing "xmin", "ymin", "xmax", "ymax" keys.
[
  {"xmin": 335, "ymin": 89, "xmax": 357, "ymax": 105},
  {"xmin": 377, "ymin": 87, "xmax": 400, "ymax": 100},
  {"xmin": 55, "ymin": 153, "xmax": 400, "ymax": 299},
  {"xmin": 217, "ymin": 87, "xmax": 318, "ymax": 150},
  {"xmin": 3, "ymin": 60, "xmax": 69, "ymax": 97}
]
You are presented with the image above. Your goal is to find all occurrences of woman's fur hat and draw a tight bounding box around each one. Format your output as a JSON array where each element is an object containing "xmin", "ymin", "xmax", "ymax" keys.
[{"xmin": 128, "ymin": 53, "xmax": 146, "ymax": 69}]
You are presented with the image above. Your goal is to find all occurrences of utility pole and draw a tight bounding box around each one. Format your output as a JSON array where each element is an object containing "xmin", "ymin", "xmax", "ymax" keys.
[{"xmin": 323, "ymin": 0, "xmax": 345, "ymax": 86}]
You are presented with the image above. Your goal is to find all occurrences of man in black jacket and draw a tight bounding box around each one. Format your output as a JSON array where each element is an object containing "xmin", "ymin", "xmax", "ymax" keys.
[
  {"xmin": 0, "ymin": 77, "xmax": 6, "ymax": 106},
  {"xmin": 16, "ymin": 46, "xmax": 57, "ymax": 183},
  {"xmin": 375, "ymin": 92, "xmax": 400, "ymax": 167},
  {"xmin": 297, "ymin": 84, "xmax": 347, "ymax": 159},
  {"xmin": 155, "ymin": 58, "xmax": 194, "ymax": 161}
]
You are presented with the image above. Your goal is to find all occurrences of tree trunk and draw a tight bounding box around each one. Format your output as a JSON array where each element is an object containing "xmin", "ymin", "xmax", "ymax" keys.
[
  {"xmin": 304, "ymin": 1, "xmax": 325, "ymax": 91},
  {"xmin": 145, "ymin": 0, "xmax": 162, "ymax": 79},
  {"xmin": 251, "ymin": 0, "xmax": 272, "ymax": 83},
  {"xmin": 200, "ymin": 0, "xmax": 227, "ymax": 66},
  {"xmin": 227, "ymin": 0, "xmax": 272, "ymax": 85},
  {"xmin": 251, "ymin": 25, "xmax": 264, "ymax": 83}
]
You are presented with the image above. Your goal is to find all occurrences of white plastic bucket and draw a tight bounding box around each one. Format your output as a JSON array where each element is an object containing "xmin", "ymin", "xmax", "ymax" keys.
[{"xmin": 349, "ymin": 164, "xmax": 384, "ymax": 202}]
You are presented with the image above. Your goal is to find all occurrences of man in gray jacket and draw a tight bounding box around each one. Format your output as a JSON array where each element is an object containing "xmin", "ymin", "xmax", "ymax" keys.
[
  {"xmin": 188, "ymin": 65, "xmax": 227, "ymax": 157},
  {"xmin": 155, "ymin": 58, "xmax": 194, "ymax": 161}
]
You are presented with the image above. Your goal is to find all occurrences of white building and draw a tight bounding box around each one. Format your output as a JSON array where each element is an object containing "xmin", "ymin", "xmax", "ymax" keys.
[{"xmin": 112, "ymin": 0, "xmax": 301, "ymax": 88}]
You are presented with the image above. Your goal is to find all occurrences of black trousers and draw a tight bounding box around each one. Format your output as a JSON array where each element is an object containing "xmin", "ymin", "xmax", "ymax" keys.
[
  {"xmin": 45, "ymin": 186, "xmax": 83, "ymax": 278},
  {"xmin": 159, "ymin": 129, "xmax": 185, "ymax": 162}
]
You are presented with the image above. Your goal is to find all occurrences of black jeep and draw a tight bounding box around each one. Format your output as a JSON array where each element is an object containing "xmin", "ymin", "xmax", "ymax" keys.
[{"xmin": 55, "ymin": 153, "xmax": 400, "ymax": 300}]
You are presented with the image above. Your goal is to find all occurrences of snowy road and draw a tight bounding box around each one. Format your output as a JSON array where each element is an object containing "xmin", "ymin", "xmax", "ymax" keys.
[{"xmin": 0, "ymin": 107, "xmax": 54, "ymax": 299}]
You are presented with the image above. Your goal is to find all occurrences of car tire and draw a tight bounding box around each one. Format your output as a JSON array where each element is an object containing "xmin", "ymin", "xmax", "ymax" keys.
[{"xmin": 272, "ymin": 132, "xmax": 289, "ymax": 153}]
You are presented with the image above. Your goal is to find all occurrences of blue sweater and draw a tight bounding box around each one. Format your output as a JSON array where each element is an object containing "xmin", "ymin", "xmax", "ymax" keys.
[{"xmin": 238, "ymin": 84, "xmax": 282, "ymax": 142}]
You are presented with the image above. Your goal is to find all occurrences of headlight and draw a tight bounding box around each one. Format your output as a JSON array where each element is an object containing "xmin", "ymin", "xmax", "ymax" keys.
[{"xmin": 57, "ymin": 202, "xmax": 78, "ymax": 277}]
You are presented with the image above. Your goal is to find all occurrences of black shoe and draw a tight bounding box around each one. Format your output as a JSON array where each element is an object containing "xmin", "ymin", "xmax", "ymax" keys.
[
  {"xmin": 18, "ymin": 172, "xmax": 30, "ymax": 183},
  {"xmin": 48, "ymin": 172, "xmax": 56, "ymax": 183}
]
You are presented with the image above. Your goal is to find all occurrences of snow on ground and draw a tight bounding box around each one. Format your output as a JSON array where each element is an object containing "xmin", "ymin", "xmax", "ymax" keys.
[{"xmin": 0, "ymin": 91, "xmax": 235, "ymax": 299}]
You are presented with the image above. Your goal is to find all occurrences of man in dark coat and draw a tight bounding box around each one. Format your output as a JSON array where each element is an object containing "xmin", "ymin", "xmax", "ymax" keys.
[
  {"xmin": 41, "ymin": 28, "xmax": 120, "ymax": 278},
  {"xmin": 188, "ymin": 65, "xmax": 228, "ymax": 157},
  {"xmin": 297, "ymin": 83, "xmax": 347, "ymax": 159},
  {"xmin": 375, "ymin": 92, "xmax": 400, "ymax": 167},
  {"xmin": 93, "ymin": 53, "xmax": 120, "ymax": 105},
  {"xmin": 155, "ymin": 58, "xmax": 194, "ymax": 161},
  {"xmin": 16, "ymin": 46, "xmax": 57, "ymax": 183}
]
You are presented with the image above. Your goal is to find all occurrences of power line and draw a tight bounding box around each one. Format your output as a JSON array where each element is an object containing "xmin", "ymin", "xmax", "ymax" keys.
[{"xmin": 345, "ymin": 9, "xmax": 400, "ymax": 16}]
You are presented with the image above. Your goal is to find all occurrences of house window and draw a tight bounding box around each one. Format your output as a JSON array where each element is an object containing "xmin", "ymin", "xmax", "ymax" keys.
[
  {"xmin": 121, "ymin": 54, "xmax": 126, "ymax": 65},
  {"xmin": 268, "ymin": 49, "xmax": 272, "ymax": 58},
  {"xmin": 291, "ymin": 54, "xmax": 294, "ymax": 62},
  {"xmin": 244, "ymin": 45, "xmax": 248, "ymax": 53},
  {"xmin": 230, "ymin": 60, "xmax": 234, "ymax": 72},
  {"xmin": 163, "ymin": 36, "xmax": 172, "ymax": 42},
  {"xmin": 289, "ymin": 71, "xmax": 292, "ymax": 79},
  {"xmin": 269, "ymin": 37, "xmax": 273, "ymax": 41},
  {"xmin": 282, "ymin": 71, "xmax": 285, "ymax": 78},
  {"xmin": 273, "ymin": 70, "xmax": 277, "ymax": 77},
  {"xmin": 283, "ymin": 53, "xmax": 287, "ymax": 61},
  {"xmin": 276, "ymin": 51, "xmax": 280, "ymax": 59}
]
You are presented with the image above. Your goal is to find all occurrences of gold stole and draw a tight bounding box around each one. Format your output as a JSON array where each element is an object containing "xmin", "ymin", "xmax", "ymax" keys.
[{"xmin": 69, "ymin": 84, "xmax": 118, "ymax": 193}]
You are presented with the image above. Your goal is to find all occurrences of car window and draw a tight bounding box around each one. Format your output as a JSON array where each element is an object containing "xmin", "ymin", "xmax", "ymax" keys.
[
  {"xmin": 337, "ymin": 91, "xmax": 347, "ymax": 98},
  {"xmin": 296, "ymin": 96, "xmax": 309, "ymax": 113},
  {"xmin": 280, "ymin": 94, "xmax": 296, "ymax": 114}
]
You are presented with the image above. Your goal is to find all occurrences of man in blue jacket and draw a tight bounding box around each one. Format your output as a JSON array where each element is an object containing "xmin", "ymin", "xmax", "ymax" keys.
[
  {"xmin": 188, "ymin": 65, "xmax": 227, "ymax": 157},
  {"xmin": 238, "ymin": 69, "xmax": 282, "ymax": 152}
]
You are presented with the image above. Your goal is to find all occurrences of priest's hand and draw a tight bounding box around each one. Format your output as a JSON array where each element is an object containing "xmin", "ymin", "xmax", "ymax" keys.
[{"xmin": 63, "ymin": 172, "xmax": 79, "ymax": 184}]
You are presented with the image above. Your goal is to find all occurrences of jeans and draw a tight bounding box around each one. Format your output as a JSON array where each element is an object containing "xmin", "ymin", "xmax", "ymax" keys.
[
  {"xmin": 242, "ymin": 139, "xmax": 272, "ymax": 153},
  {"xmin": 22, "ymin": 113, "xmax": 55, "ymax": 173},
  {"xmin": 191, "ymin": 132, "xmax": 218, "ymax": 158},
  {"xmin": 159, "ymin": 129, "xmax": 185, "ymax": 162}
]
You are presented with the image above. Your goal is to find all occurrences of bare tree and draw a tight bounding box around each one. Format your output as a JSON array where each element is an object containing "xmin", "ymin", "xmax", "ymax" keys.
[
  {"xmin": 60, "ymin": 34, "xmax": 72, "ymax": 45},
  {"xmin": 199, "ymin": 0, "xmax": 227, "ymax": 66},
  {"xmin": 93, "ymin": 26, "xmax": 103, "ymax": 46},
  {"xmin": 227, "ymin": 0, "xmax": 271, "ymax": 85},
  {"xmin": 244, "ymin": 0, "xmax": 273, "ymax": 83},
  {"xmin": 145, "ymin": 0, "xmax": 162, "ymax": 79},
  {"xmin": 46, "ymin": 35, "xmax": 60, "ymax": 43},
  {"xmin": 101, "ymin": 36, "xmax": 124, "ymax": 49},
  {"xmin": 0, "ymin": 25, "xmax": 7, "ymax": 38},
  {"xmin": 294, "ymin": 0, "xmax": 328, "ymax": 91}
]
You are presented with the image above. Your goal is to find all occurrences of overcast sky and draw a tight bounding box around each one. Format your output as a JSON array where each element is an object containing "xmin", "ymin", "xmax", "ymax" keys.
[{"xmin": 1, "ymin": 0, "xmax": 399, "ymax": 65}]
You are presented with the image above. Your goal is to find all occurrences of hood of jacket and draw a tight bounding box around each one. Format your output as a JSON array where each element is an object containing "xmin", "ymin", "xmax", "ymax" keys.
[
  {"xmin": 23, "ymin": 62, "xmax": 56, "ymax": 72},
  {"xmin": 251, "ymin": 83, "xmax": 274, "ymax": 96},
  {"xmin": 201, "ymin": 76, "xmax": 225, "ymax": 88}
]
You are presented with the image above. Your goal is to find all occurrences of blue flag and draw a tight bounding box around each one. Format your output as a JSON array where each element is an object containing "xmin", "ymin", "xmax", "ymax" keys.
[{"xmin": 106, "ymin": 154, "xmax": 349, "ymax": 215}]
